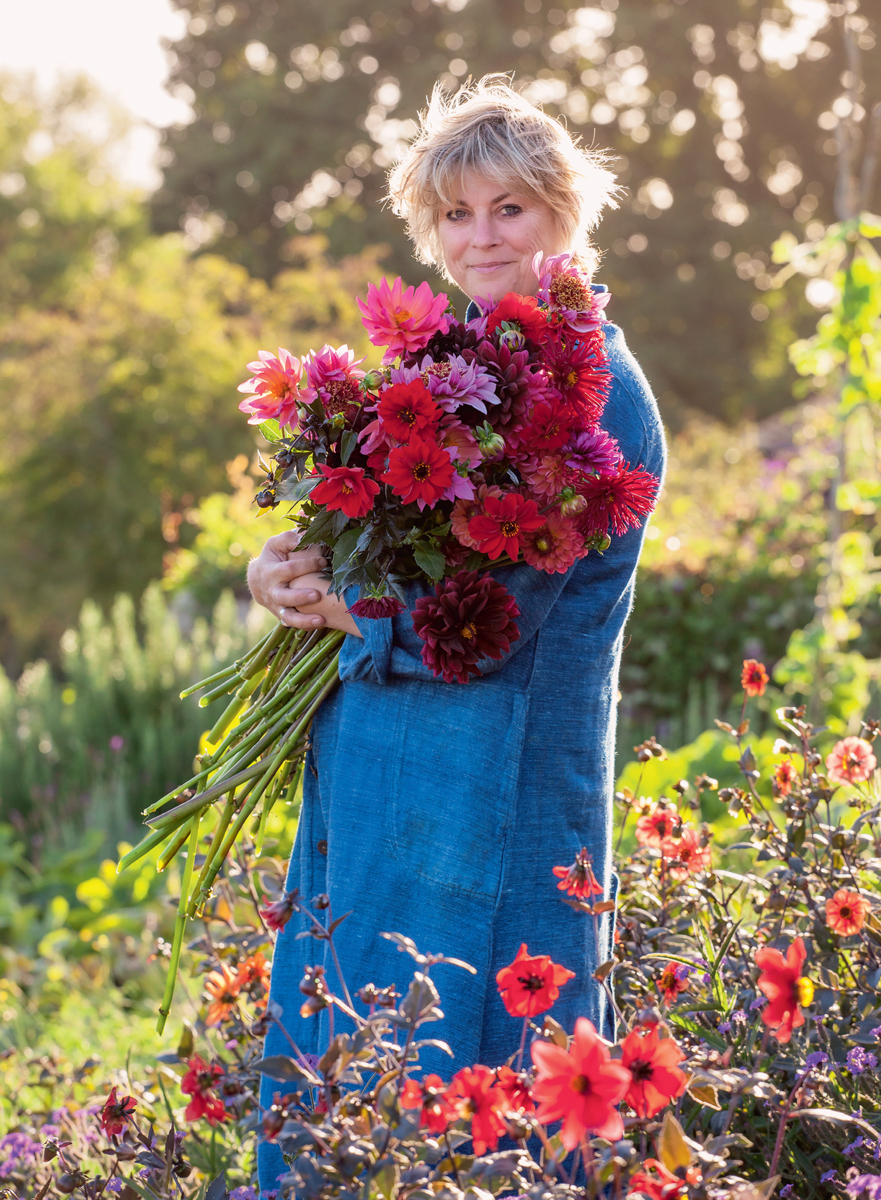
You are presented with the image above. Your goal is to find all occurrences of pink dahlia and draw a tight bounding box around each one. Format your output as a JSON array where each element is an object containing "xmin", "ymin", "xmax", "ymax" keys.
[
  {"xmin": 826, "ymin": 737, "xmax": 877, "ymax": 786},
  {"xmin": 440, "ymin": 417, "xmax": 483, "ymax": 469},
  {"xmin": 411, "ymin": 570, "xmax": 521, "ymax": 684},
  {"xmin": 521, "ymin": 512, "xmax": 582, "ymax": 574},
  {"xmin": 357, "ymin": 277, "xmax": 449, "ymax": 362},
  {"xmin": 301, "ymin": 343, "xmax": 366, "ymax": 415},
  {"xmin": 420, "ymin": 354, "xmax": 499, "ymax": 414},
  {"xmin": 564, "ymin": 429, "xmax": 621, "ymax": 476},
  {"xmin": 576, "ymin": 462, "xmax": 659, "ymax": 538},
  {"xmin": 542, "ymin": 331, "xmax": 611, "ymax": 426},
  {"xmin": 237, "ymin": 348, "xmax": 305, "ymax": 430},
  {"xmin": 525, "ymin": 453, "xmax": 573, "ymax": 500},
  {"xmin": 534, "ymin": 251, "xmax": 611, "ymax": 334}
]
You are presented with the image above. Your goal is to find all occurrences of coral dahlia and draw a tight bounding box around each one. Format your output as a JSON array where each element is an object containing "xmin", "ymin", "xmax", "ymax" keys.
[
  {"xmin": 400, "ymin": 1073, "xmax": 457, "ymax": 1134},
  {"xmin": 826, "ymin": 736, "xmax": 877, "ymax": 786},
  {"xmin": 521, "ymin": 512, "xmax": 582, "ymax": 574},
  {"xmin": 495, "ymin": 943, "xmax": 576, "ymax": 1018},
  {"xmin": 741, "ymin": 658, "xmax": 769, "ymax": 697},
  {"xmin": 621, "ymin": 1026, "xmax": 687, "ymax": 1118},
  {"xmin": 774, "ymin": 759, "xmax": 798, "ymax": 797},
  {"xmin": 357, "ymin": 276, "xmax": 448, "ymax": 362},
  {"xmin": 826, "ymin": 889, "xmax": 871, "ymax": 936},
  {"xmin": 383, "ymin": 435, "xmax": 454, "ymax": 508},
  {"xmin": 530, "ymin": 1016, "xmax": 631, "ymax": 1149},
  {"xmin": 204, "ymin": 961, "xmax": 243, "ymax": 1026},
  {"xmin": 100, "ymin": 1087, "xmax": 137, "ymax": 1139},
  {"xmin": 468, "ymin": 492, "xmax": 544, "ymax": 560},
  {"xmin": 181, "ymin": 1056, "xmax": 228, "ymax": 1125},
  {"xmin": 237, "ymin": 348, "xmax": 305, "ymax": 430},
  {"xmin": 552, "ymin": 847, "xmax": 604, "ymax": 899},
  {"xmin": 445, "ymin": 1065, "xmax": 507, "ymax": 1154},
  {"xmin": 635, "ymin": 805, "xmax": 680, "ymax": 848},
  {"xmin": 411, "ymin": 570, "xmax": 520, "ymax": 684},
  {"xmin": 755, "ymin": 936, "xmax": 813, "ymax": 1044},
  {"xmin": 659, "ymin": 826, "xmax": 711, "ymax": 879}
]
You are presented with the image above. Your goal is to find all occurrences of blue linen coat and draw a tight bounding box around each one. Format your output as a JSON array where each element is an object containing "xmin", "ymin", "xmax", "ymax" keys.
[{"xmin": 258, "ymin": 298, "xmax": 666, "ymax": 1192}]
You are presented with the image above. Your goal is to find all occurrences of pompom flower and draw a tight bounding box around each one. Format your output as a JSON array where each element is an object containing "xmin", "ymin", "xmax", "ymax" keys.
[
  {"xmin": 237, "ymin": 348, "xmax": 305, "ymax": 429},
  {"xmin": 495, "ymin": 943, "xmax": 576, "ymax": 1018},
  {"xmin": 621, "ymin": 1026, "xmax": 687, "ymax": 1118},
  {"xmin": 411, "ymin": 570, "xmax": 521, "ymax": 684},
  {"xmin": 575, "ymin": 462, "xmax": 659, "ymax": 538},
  {"xmin": 826, "ymin": 889, "xmax": 871, "ymax": 936},
  {"xmin": 755, "ymin": 936, "xmax": 813, "ymax": 1044},
  {"xmin": 468, "ymin": 492, "xmax": 544, "ymax": 560},
  {"xmin": 826, "ymin": 736, "xmax": 877, "ymax": 785},
  {"xmin": 383, "ymin": 435, "xmax": 455, "ymax": 508},
  {"xmin": 741, "ymin": 658, "xmax": 769, "ymax": 697},
  {"xmin": 445, "ymin": 1066, "xmax": 507, "ymax": 1154},
  {"xmin": 530, "ymin": 1016, "xmax": 631, "ymax": 1149},
  {"xmin": 100, "ymin": 1087, "xmax": 137, "ymax": 1139},
  {"xmin": 310, "ymin": 464, "xmax": 380, "ymax": 520},
  {"xmin": 181, "ymin": 1056, "xmax": 228, "ymax": 1125},
  {"xmin": 521, "ymin": 511, "xmax": 582, "ymax": 574},
  {"xmin": 485, "ymin": 292, "xmax": 550, "ymax": 344},
  {"xmin": 357, "ymin": 276, "xmax": 449, "ymax": 362},
  {"xmin": 400, "ymin": 1074, "xmax": 457, "ymax": 1134},
  {"xmin": 377, "ymin": 380, "xmax": 440, "ymax": 441},
  {"xmin": 552, "ymin": 847, "xmax": 604, "ymax": 899},
  {"xmin": 534, "ymin": 251, "xmax": 611, "ymax": 333},
  {"xmin": 204, "ymin": 961, "xmax": 243, "ymax": 1026}
]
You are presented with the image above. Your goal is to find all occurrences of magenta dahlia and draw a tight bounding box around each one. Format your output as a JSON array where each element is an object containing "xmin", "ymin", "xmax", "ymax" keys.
[
  {"xmin": 411, "ymin": 571, "xmax": 521, "ymax": 684},
  {"xmin": 521, "ymin": 512, "xmax": 582, "ymax": 573},
  {"xmin": 542, "ymin": 332, "xmax": 611, "ymax": 426}
]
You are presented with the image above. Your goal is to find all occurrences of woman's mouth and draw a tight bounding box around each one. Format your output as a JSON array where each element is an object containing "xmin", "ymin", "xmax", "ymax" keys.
[{"xmin": 470, "ymin": 262, "xmax": 512, "ymax": 273}]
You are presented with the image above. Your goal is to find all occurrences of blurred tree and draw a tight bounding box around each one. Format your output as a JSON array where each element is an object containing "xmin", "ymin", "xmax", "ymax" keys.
[{"xmin": 152, "ymin": 0, "xmax": 879, "ymax": 424}]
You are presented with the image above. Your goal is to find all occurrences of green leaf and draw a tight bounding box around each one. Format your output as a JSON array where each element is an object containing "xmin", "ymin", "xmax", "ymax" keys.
[
  {"xmin": 667, "ymin": 1013, "xmax": 726, "ymax": 1050},
  {"xmin": 412, "ymin": 542, "xmax": 447, "ymax": 581},
  {"xmin": 276, "ymin": 473, "xmax": 320, "ymax": 505},
  {"xmin": 300, "ymin": 507, "xmax": 338, "ymax": 546},
  {"xmin": 258, "ymin": 419, "xmax": 282, "ymax": 442},
  {"xmin": 339, "ymin": 429, "xmax": 359, "ymax": 465},
  {"xmin": 332, "ymin": 525, "xmax": 363, "ymax": 566}
]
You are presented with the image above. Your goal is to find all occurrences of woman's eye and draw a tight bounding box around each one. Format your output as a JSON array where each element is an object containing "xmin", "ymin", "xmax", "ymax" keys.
[
  {"xmin": 445, "ymin": 208, "xmax": 468, "ymax": 221},
  {"xmin": 501, "ymin": 205, "xmax": 522, "ymax": 216}
]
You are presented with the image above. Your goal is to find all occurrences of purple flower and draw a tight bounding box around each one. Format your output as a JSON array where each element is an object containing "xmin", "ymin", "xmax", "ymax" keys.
[
  {"xmin": 846, "ymin": 1137, "xmax": 867, "ymax": 1155},
  {"xmin": 39, "ymin": 1124, "xmax": 60, "ymax": 1138},
  {"xmin": 106, "ymin": 1180, "xmax": 123, "ymax": 1195},
  {"xmin": 847, "ymin": 1047, "xmax": 878, "ymax": 1076},
  {"xmin": 871, "ymin": 1026, "xmax": 881, "ymax": 1041},
  {"xmin": 732, "ymin": 1009, "xmax": 748, "ymax": 1026},
  {"xmin": 780, "ymin": 1187, "xmax": 794, "ymax": 1198},
  {"xmin": 823, "ymin": 1170, "xmax": 839, "ymax": 1184},
  {"xmin": 110, "ymin": 735, "xmax": 125, "ymax": 752},
  {"xmin": 230, "ymin": 1188, "xmax": 259, "ymax": 1200},
  {"xmin": 719, "ymin": 1021, "xmax": 732, "ymax": 1033},
  {"xmin": 750, "ymin": 995, "xmax": 768, "ymax": 1011},
  {"xmin": 847, "ymin": 1175, "xmax": 881, "ymax": 1200},
  {"xmin": 806, "ymin": 1051, "xmax": 829, "ymax": 1068},
  {"xmin": 261, "ymin": 1192, "xmax": 279, "ymax": 1200},
  {"xmin": 564, "ymin": 428, "xmax": 620, "ymax": 475}
]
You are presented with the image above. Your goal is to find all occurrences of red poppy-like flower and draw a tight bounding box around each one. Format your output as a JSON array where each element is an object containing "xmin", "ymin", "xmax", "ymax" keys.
[
  {"xmin": 259, "ymin": 889, "xmax": 300, "ymax": 931},
  {"xmin": 531, "ymin": 1016, "xmax": 631, "ymax": 1149},
  {"xmin": 755, "ymin": 936, "xmax": 813, "ymax": 1044},
  {"xmin": 445, "ymin": 1065, "xmax": 508, "ymax": 1154},
  {"xmin": 620, "ymin": 1026, "xmax": 687, "ymax": 1118},
  {"xmin": 310, "ymin": 463, "xmax": 380, "ymax": 520},
  {"xmin": 204, "ymin": 961, "xmax": 243, "ymax": 1026},
  {"xmin": 181, "ymin": 1056, "xmax": 228, "ymax": 1125},
  {"xmin": 659, "ymin": 826, "xmax": 711, "ymax": 879},
  {"xmin": 741, "ymin": 658, "xmax": 769, "ymax": 697},
  {"xmin": 542, "ymin": 331, "xmax": 611, "ymax": 426},
  {"xmin": 468, "ymin": 492, "xmax": 544, "ymax": 560},
  {"xmin": 100, "ymin": 1087, "xmax": 137, "ymax": 1138},
  {"xmin": 411, "ymin": 570, "xmax": 520, "ymax": 684},
  {"xmin": 629, "ymin": 1158, "xmax": 699, "ymax": 1199},
  {"xmin": 494, "ymin": 1065, "xmax": 535, "ymax": 1113},
  {"xmin": 383, "ymin": 434, "xmax": 455, "ymax": 508},
  {"xmin": 518, "ymin": 399, "xmax": 573, "ymax": 453},
  {"xmin": 496, "ymin": 943, "xmax": 576, "ymax": 1018},
  {"xmin": 450, "ymin": 484, "xmax": 503, "ymax": 549},
  {"xmin": 825, "ymin": 736, "xmax": 877, "ymax": 786},
  {"xmin": 657, "ymin": 962, "xmax": 690, "ymax": 1006},
  {"xmin": 552, "ymin": 847, "xmax": 604, "ymax": 900},
  {"xmin": 575, "ymin": 462, "xmax": 659, "ymax": 538},
  {"xmin": 377, "ymin": 380, "xmax": 440, "ymax": 442},
  {"xmin": 400, "ymin": 1073, "xmax": 457, "ymax": 1134},
  {"xmin": 485, "ymin": 292, "xmax": 550, "ymax": 344},
  {"xmin": 774, "ymin": 759, "xmax": 798, "ymax": 797},
  {"xmin": 635, "ymin": 805, "xmax": 680, "ymax": 848},
  {"xmin": 521, "ymin": 512, "xmax": 582, "ymax": 574},
  {"xmin": 826, "ymin": 889, "xmax": 871, "ymax": 936},
  {"xmin": 349, "ymin": 594, "xmax": 406, "ymax": 619}
]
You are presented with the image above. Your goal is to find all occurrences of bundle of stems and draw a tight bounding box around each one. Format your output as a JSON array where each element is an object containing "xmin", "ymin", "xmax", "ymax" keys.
[{"xmin": 117, "ymin": 622, "xmax": 344, "ymax": 1032}]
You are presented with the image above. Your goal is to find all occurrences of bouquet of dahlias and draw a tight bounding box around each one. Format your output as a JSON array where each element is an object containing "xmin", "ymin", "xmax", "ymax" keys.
[{"xmin": 122, "ymin": 254, "xmax": 660, "ymax": 1029}]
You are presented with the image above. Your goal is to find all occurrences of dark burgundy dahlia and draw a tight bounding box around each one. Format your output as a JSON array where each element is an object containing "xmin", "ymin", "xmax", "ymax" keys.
[{"xmin": 411, "ymin": 570, "xmax": 521, "ymax": 684}]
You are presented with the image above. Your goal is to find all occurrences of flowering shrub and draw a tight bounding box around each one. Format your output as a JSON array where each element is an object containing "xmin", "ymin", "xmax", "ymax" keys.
[{"xmin": 4, "ymin": 658, "xmax": 881, "ymax": 1198}]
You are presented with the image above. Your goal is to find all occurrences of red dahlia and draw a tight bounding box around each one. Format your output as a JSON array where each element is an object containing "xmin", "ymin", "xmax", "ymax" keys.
[
  {"xmin": 181, "ymin": 1055, "xmax": 228, "ymax": 1125},
  {"xmin": 575, "ymin": 462, "xmax": 659, "ymax": 538},
  {"xmin": 383, "ymin": 434, "xmax": 454, "ymax": 508},
  {"xmin": 377, "ymin": 380, "xmax": 440, "ymax": 442},
  {"xmin": 468, "ymin": 492, "xmax": 544, "ymax": 560},
  {"xmin": 518, "ymin": 399, "xmax": 573, "ymax": 453},
  {"xmin": 310, "ymin": 464, "xmax": 380, "ymax": 520},
  {"xmin": 741, "ymin": 658, "xmax": 769, "ymax": 697},
  {"xmin": 496, "ymin": 943, "xmax": 576, "ymax": 1018},
  {"xmin": 349, "ymin": 594, "xmax": 406, "ymax": 619},
  {"xmin": 445, "ymin": 1065, "xmax": 508, "ymax": 1154},
  {"xmin": 411, "ymin": 570, "xmax": 521, "ymax": 684},
  {"xmin": 543, "ymin": 331, "xmax": 611, "ymax": 426},
  {"xmin": 100, "ymin": 1086, "xmax": 137, "ymax": 1138},
  {"xmin": 485, "ymin": 292, "xmax": 550, "ymax": 344}
]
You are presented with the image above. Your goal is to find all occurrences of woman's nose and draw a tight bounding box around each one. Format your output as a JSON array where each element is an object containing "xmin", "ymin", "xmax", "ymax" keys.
[{"xmin": 470, "ymin": 214, "xmax": 501, "ymax": 248}]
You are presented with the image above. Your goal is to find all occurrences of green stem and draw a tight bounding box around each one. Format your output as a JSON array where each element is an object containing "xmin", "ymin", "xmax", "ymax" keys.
[
  {"xmin": 117, "ymin": 826, "xmax": 169, "ymax": 873},
  {"xmin": 157, "ymin": 820, "xmax": 195, "ymax": 872},
  {"xmin": 156, "ymin": 815, "xmax": 200, "ymax": 1034},
  {"xmin": 146, "ymin": 760, "xmax": 267, "ymax": 829},
  {"xmin": 187, "ymin": 791, "xmax": 239, "ymax": 918}
]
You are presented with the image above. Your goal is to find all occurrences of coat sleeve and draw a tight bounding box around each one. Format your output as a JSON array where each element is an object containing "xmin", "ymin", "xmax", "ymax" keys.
[{"xmin": 338, "ymin": 327, "xmax": 666, "ymax": 687}]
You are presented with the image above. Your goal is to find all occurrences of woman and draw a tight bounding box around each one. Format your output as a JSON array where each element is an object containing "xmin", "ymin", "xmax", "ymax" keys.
[{"xmin": 249, "ymin": 78, "xmax": 665, "ymax": 1190}]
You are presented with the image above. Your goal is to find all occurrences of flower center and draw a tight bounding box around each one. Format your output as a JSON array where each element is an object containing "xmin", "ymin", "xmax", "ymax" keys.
[
  {"xmin": 565, "ymin": 369, "xmax": 578, "ymax": 387},
  {"xmin": 795, "ymin": 977, "xmax": 814, "ymax": 1007},
  {"xmin": 394, "ymin": 306, "xmax": 412, "ymax": 322},
  {"xmin": 400, "ymin": 406, "xmax": 416, "ymax": 425},
  {"xmin": 840, "ymin": 904, "xmax": 852, "ymax": 918},
  {"xmin": 461, "ymin": 623, "xmax": 477, "ymax": 641},
  {"xmin": 501, "ymin": 520, "xmax": 520, "ymax": 537},
  {"xmin": 550, "ymin": 275, "xmax": 590, "ymax": 311},
  {"xmin": 412, "ymin": 462, "xmax": 431, "ymax": 481},
  {"xmin": 424, "ymin": 361, "xmax": 452, "ymax": 380},
  {"xmin": 536, "ymin": 536, "xmax": 551, "ymax": 553},
  {"xmin": 517, "ymin": 972, "xmax": 546, "ymax": 993},
  {"xmin": 570, "ymin": 1073, "xmax": 591, "ymax": 1095},
  {"xmin": 629, "ymin": 1057, "xmax": 654, "ymax": 1083}
]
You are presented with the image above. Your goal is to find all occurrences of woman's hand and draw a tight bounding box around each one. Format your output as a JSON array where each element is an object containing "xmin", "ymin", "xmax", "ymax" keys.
[{"xmin": 246, "ymin": 531, "xmax": 362, "ymax": 638}]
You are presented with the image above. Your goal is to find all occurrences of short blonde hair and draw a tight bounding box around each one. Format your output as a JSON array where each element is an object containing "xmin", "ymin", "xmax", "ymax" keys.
[{"xmin": 387, "ymin": 75, "xmax": 619, "ymax": 280}]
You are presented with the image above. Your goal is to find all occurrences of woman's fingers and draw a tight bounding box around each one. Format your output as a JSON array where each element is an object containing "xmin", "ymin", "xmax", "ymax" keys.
[
  {"xmin": 274, "ymin": 584, "xmax": 323, "ymax": 610},
  {"xmin": 274, "ymin": 551, "xmax": 328, "ymax": 580},
  {"xmin": 278, "ymin": 608, "xmax": 327, "ymax": 629}
]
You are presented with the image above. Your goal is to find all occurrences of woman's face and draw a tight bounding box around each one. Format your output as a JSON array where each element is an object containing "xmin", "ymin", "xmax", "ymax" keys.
[{"xmin": 436, "ymin": 173, "xmax": 563, "ymax": 303}]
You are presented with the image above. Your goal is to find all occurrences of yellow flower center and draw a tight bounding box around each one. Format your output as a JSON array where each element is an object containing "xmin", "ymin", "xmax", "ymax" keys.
[
  {"xmin": 394, "ymin": 306, "xmax": 412, "ymax": 322},
  {"xmin": 795, "ymin": 976, "xmax": 814, "ymax": 1007},
  {"xmin": 461, "ymin": 623, "xmax": 477, "ymax": 641}
]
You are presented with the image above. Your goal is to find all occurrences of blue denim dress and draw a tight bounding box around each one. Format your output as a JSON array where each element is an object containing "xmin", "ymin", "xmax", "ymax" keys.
[{"xmin": 258, "ymin": 298, "xmax": 666, "ymax": 1191}]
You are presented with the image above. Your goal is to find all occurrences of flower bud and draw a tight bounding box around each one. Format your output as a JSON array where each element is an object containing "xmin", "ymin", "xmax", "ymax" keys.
[
  {"xmin": 497, "ymin": 322, "xmax": 526, "ymax": 351},
  {"xmin": 558, "ymin": 488, "xmax": 587, "ymax": 516},
  {"xmin": 362, "ymin": 369, "xmax": 387, "ymax": 392},
  {"xmin": 474, "ymin": 421, "xmax": 505, "ymax": 456}
]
